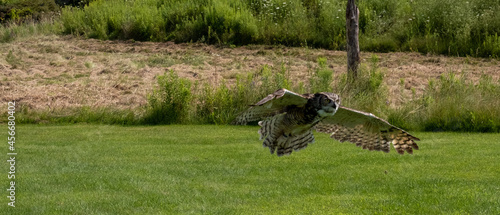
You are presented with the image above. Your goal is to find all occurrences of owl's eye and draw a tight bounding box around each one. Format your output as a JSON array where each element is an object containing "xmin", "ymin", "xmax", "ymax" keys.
[{"xmin": 321, "ymin": 97, "xmax": 331, "ymax": 106}]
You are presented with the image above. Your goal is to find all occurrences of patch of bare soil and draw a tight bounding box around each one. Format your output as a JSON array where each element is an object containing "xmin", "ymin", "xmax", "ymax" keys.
[{"xmin": 1, "ymin": 35, "xmax": 499, "ymax": 112}]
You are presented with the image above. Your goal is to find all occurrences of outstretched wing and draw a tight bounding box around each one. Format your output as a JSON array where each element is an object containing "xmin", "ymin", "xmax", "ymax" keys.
[
  {"xmin": 315, "ymin": 106, "xmax": 420, "ymax": 154},
  {"xmin": 231, "ymin": 88, "xmax": 308, "ymax": 125}
]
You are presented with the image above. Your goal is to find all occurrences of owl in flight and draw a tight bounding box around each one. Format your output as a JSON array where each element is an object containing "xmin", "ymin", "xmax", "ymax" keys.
[{"xmin": 232, "ymin": 89, "xmax": 419, "ymax": 156}]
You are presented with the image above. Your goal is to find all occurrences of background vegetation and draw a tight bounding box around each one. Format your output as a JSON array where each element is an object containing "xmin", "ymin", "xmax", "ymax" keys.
[
  {"xmin": 57, "ymin": 0, "xmax": 500, "ymax": 57},
  {"xmin": 141, "ymin": 58, "xmax": 500, "ymax": 132},
  {"xmin": 12, "ymin": 56, "xmax": 500, "ymax": 132},
  {"xmin": 2, "ymin": 0, "xmax": 499, "ymax": 56},
  {"xmin": 2, "ymin": 0, "xmax": 499, "ymax": 132},
  {"xmin": 0, "ymin": 0, "xmax": 58, "ymax": 24}
]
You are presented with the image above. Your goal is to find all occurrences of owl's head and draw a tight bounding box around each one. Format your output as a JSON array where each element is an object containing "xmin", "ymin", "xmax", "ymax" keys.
[{"xmin": 312, "ymin": 92, "xmax": 340, "ymax": 117}]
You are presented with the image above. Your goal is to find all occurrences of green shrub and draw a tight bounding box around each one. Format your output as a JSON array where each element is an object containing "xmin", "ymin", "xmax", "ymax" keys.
[
  {"xmin": 55, "ymin": 0, "xmax": 96, "ymax": 7},
  {"xmin": 173, "ymin": 0, "xmax": 258, "ymax": 45},
  {"xmin": 143, "ymin": 70, "xmax": 192, "ymax": 124},
  {"xmin": 309, "ymin": 57, "xmax": 333, "ymax": 93},
  {"xmin": 0, "ymin": 0, "xmax": 59, "ymax": 24},
  {"xmin": 361, "ymin": 36, "xmax": 399, "ymax": 53},
  {"xmin": 195, "ymin": 81, "xmax": 237, "ymax": 124},
  {"xmin": 61, "ymin": 0, "xmax": 165, "ymax": 41},
  {"xmin": 193, "ymin": 63, "xmax": 293, "ymax": 124},
  {"xmin": 0, "ymin": 17, "xmax": 63, "ymax": 43}
]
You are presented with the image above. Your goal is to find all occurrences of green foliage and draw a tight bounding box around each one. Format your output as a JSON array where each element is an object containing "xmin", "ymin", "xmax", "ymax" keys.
[
  {"xmin": 196, "ymin": 81, "xmax": 236, "ymax": 124},
  {"xmin": 335, "ymin": 54, "xmax": 386, "ymax": 114},
  {"xmin": 422, "ymin": 73, "xmax": 500, "ymax": 132},
  {"xmin": 140, "ymin": 58, "xmax": 389, "ymax": 126},
  {"xmin": 139, "ymin": 62, "xmax": 295, "ymax": 125},
  {"xmin": 309, "ymin": 57, "xmax": 333, "ymax": 93},
  {"xmin": 193, "ymin": 63, "xmax": 292, "ymax": 124},
  {"xmin": 7, "ymin": 53, "xmax": 499, "ymax": 132},
  {"xmin": 0, "ymin": 0, "xmax": 59, "ymax": 24},
  {"xmin": 0, "ymin": 0, "xmax": 63, "ymax": 43},
  {"xmin": 143, "ymin": 70, "xmax": 192, "ymax": 124},
  {"xmin": 139, "ymin": 64, "xmax": 500, "ymax": 132},
  {"xmin": 54, "ymin": 0, "xmax": 96, "ymax": 7},
  {"xmin": 390, "ymin": 72, "xmax": 500, "ymax": 132},
  {"xmin": 0, "ymin": 18, "xmax": 63, "ymax": 43},
  {"xmin": 61, "ymin": 0, "xmax": 166, "ymax": 41},
  {"xmin": 58, "ymin": 0, "xmax": 500, "ymax": 57},
  {"xmin": 172, "ymin": 0, "xmax": 258, "ymax": 45},
  {"xmin": 361, "ymin": 36, "xmax": 399, "ymax": 53}
]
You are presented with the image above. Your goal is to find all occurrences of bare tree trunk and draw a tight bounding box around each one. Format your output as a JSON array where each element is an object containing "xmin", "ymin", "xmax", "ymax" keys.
[{"xmin": 346, "ymin": 0, "xmax": 360, "ymax": 82}]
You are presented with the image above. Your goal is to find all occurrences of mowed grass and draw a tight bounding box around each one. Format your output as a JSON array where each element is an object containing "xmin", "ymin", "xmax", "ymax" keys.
[{"xmin": 3, "ymin": 125, "xmax": 499, "ymax": 214}]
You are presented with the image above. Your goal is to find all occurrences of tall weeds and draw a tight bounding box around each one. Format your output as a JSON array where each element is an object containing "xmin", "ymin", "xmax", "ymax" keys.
[
  {"xmin": 144, "ymin": 57, "xmax": 499, "ymax": 132},
  {"xmin": 392, "ymin": 73, "xmax": 500, "ymax": 132},
  {"xmin": 145, "ymin": 58, "xmax": 381, "ymax": 125},
  {"xmin": 0, "ymin": 18, "xmax": 63, "ymax": 42},
  {"xmin": 334, "ymin": 54, "xmax": 386, "ymax": 114},
  {"xmin": 58, "ymin": 0, "xmax": 500, "ymax": 57},
  {"xmin": 143, "ymin": 70, "xmax": 192, "ymax": 124},
  {"xmin": 7, "ymin": 56, "xmax": 499, "ymax": 132}
]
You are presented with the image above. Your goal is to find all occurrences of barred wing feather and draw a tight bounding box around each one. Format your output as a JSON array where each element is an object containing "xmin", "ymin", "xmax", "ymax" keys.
[
  {"xmin": 315, "ymin": 106, "xmax": 420, "ymax": 154},
  {"xmin": 231, "ymin": 89, "xmax": 308, "ymax": 125}
]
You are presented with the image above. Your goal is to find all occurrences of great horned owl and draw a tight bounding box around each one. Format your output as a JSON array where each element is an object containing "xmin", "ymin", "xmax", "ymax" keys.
[{"xmin": 232, "ymin": 89, "xmax": 420, "ymax": 156}]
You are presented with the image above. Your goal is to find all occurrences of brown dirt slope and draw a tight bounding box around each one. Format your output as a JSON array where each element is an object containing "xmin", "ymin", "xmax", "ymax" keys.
[{"xmin": 1, "ymin": 35, "xmax": 499, "ymax": 111}]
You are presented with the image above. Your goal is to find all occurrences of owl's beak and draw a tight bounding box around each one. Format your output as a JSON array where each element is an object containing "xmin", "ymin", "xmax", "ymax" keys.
[{"xmin": 318, "ymin": 107, "xmax": 336, "ymax": 117}]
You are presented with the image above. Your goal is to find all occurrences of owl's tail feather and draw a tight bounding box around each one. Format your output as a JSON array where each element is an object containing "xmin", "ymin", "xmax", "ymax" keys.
[
  {"xmin": 291, "ymin": 130, "xmax": 315, "ymax": 152},
  {"xmin": 259, "ymin": 114, "xmax": 315, "ymax": 156}
]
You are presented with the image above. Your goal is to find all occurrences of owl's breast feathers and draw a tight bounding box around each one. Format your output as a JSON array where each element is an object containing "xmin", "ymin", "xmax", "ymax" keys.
[
  {"xmin": 282, "ymin": 102, "xmax": 321, "ymax": 130},
  {"xmin": 257, "ymin": 101, "xmax": 324, "ymax": 156}
]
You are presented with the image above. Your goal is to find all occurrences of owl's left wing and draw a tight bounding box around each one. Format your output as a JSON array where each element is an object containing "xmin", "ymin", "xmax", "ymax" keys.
[
  {"xmin": 315, "ymin": 106, "xmax": 420, "ymax": 154},
  {"xmin": 231, "ymin": 89, "xmax": 309, "ymax": 125}
]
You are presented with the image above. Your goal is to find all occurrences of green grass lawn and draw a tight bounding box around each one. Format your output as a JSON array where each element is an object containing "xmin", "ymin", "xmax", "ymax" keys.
[{"xmin": 3, "ymin": 125, "xmax": 499, "ymax": 214}]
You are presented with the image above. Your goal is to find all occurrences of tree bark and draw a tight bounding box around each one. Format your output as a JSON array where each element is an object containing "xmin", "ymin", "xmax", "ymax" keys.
[{"xmin": 346, "ymin": 0, "xmax": 360, "ymax": 82}]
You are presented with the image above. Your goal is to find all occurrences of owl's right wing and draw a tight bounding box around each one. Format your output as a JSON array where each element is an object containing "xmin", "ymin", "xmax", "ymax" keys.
[
  {"xmin": 316, "ymin": 106, "xmax": 420, "ymax": 154},
  {"xmin": 231, "ymin": 88, "xmax": 309, "ymax": 125}
]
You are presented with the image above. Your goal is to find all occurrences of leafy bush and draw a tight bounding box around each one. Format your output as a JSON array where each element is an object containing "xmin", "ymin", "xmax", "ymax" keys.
[
  {"xmin": 61, "ymin": 0, "xmax": 166, "ymax": 41},
  {"xmin": 0, "ymin": 0, "xmax": 59, "ymax": 24},
  {"xmin": 143, "ymin": 70, "xmax": 192, "ymax": 124},
  {"xmin": 54, "ymin": 0, "xmax": 95, "ymax": 7},
  {"xmin": 171, "ymin": 0, "xmax": 258, "ymax": 45}
]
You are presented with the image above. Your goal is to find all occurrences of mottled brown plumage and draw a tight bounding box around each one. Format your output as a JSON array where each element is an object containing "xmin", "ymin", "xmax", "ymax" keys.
[{"xmin": 232, "ymin": 89, "xmax": 420, "ymax": 156}]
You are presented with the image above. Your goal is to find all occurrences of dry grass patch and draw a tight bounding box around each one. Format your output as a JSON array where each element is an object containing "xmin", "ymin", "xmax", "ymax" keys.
[{"xmin": 1, "ymin": 35, "xmax": 499, "ymax": 120}]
